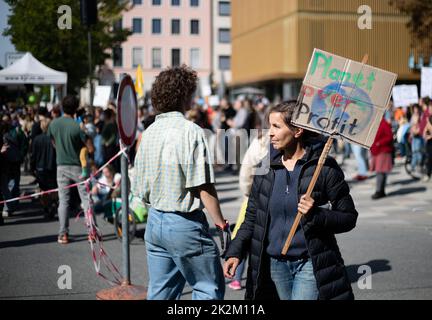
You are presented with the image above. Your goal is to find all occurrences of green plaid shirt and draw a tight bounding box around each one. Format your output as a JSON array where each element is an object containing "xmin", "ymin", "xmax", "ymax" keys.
[{"xmin": 131, "ymin": 111, "xmax": 215, "ymax": 212}]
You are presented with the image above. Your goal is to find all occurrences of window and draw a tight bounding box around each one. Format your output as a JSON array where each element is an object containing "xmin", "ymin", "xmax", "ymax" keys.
[
  {"xmin": 152, "ymin": 0, "xmax": 161, "ymax": 5},
  {"xmin": 132, "ymin": 18, "xmax": 142, "ymax": 34},
  {"xmin": 152, "ymin": 48, "xmax": 162, "ymax": 68},
  {"xmin": 113, "ymin": 47, "xmax": 123, "ymax": 67},
  {"xmin": 219, "ymin": 1, "xmax": 230, "ymax": 16},
  {"xmin": 218, "ymin": 28, "xmax": 230, "ymax": 43},
  {"xmin": 152, "ymin": 18, "xmax": 162, "ymax": 34},
  {"xmin": 218, "ymin": 55, "xmax": 230, "ymax": 70},
  {"xmin": 132, "ymin": 47, "xmax": 143, "ymax": 68},
  {"xmin": 190, "ymin": 48, "xmax": 200, "ymax": 69},
  {"xmin": 171, "ymin": 0, "xmax": 180, "ymax": 6},
  {"xmin": 171, "ymin": 19, "xmax": 180, "ymax": 34},
  {"xmin": 190, "ymin": 0, "xmax": 199, "ymax": 6},
  {"xmin": 190, "ymin": 20, "xmax": 199, "ymax": 35},
  {"xmin": 113, "ymin": 18, "xmax": 122, "ymax": 31},
  {"xmin": 133, "ymin": 0, "xmax": 142, "ymax": 4},
  {"xmin": 172, "ymin": 48, "xmax": 181, "ymax": 66}
]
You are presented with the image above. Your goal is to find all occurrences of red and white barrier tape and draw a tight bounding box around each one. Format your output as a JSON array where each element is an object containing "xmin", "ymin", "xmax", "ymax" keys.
[{"xmin": 1, "ymin": 146, "xmax": 129, "ymax": 285}]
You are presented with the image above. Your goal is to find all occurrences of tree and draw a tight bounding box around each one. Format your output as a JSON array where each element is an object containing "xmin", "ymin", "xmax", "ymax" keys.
[
  {"xmin": 3, "ymin": 0, "xmax": 132, "ymax": 94},
  {"xmin": 389, "ymin": 0, "xmax": 432, "ymax": 57}
]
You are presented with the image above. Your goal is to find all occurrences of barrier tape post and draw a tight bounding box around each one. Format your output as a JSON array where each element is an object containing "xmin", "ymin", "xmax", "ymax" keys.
[
  {"xmin": 96, "ymin": 73, "xmax": 147, "ymax": 300},
  {"xmin": 121, "ymin": 142, "xmax": 131, "ymax": 286}
]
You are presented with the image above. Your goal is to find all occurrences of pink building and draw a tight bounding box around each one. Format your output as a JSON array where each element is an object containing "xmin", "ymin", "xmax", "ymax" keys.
[{"xmin": 106, "ymin": 0, "xmax": 212, "ymax": 95}]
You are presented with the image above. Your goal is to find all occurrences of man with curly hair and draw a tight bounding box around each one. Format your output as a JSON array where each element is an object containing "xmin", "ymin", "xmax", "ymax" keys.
[{"xmin": 132, "ymin": 65, "xmax": 228, "ymax": 300}]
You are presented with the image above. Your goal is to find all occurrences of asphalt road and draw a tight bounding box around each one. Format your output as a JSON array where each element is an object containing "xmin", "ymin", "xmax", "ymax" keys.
[{"xmin": 1, "ymin": 156, "xmax": 432, "ymax": 300}]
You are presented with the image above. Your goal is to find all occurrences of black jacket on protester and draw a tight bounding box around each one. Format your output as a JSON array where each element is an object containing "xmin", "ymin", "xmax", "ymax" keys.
[{"xmin": 224, "ymin": 142, "xmax": 358, "ymax": 300}]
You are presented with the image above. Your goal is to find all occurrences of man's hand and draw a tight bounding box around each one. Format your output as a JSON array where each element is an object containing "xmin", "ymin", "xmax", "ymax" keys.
[
  {"xmin": 298, "ymin": 194, "xmax": 315, "ymax": 216},
  {"xmin": 216, "ymin": 220, "xmax": 231, "ymax": 257},
  {"xmin": 223, "ymin": 257, "xmax": 240, "ymax": 279}
]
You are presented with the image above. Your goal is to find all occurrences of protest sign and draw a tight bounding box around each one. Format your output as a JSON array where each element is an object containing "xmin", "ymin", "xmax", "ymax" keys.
[
  {"xmin": 292, "ymin": 49, "xmax": 397, "ymax": 148},
  {"xmin": 392, "ymin": 85, "xmax": 418, "ymax": 108},
  {"xmin": 421, "ymin": 67, "xmax": 432, "ymax": 99},
  {"xmin": 93, "ymin": 85, "xmax": 112, "ymax": 109},
  {"xmin": 282, "ymin": 50, "xmax": 397, "ymax": 255}
]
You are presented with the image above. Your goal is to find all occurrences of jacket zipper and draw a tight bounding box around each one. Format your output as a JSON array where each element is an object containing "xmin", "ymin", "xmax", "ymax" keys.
[
  {"xmin": 252, "ymin": 156, "xmax": 320, "ymax": 299},
  {"xmin": 253, "ymin": 168, "xmax": 274, "ymax": 300}
]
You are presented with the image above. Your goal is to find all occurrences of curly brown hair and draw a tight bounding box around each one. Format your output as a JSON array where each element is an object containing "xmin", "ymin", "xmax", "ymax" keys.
[{"xmin": 151, "ymin": 64, "xmax": 197, "ymax": 113}]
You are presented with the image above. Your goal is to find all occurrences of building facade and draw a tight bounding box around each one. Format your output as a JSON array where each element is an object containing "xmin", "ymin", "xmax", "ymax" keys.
[
  {"xmin": 231, "ymin": 0, "xmax": 421, "ymax": 101},
  {"xmin": 212, "ymin": 0, "xmax": 232, "ymax": 90},
  {"xmin": 107, "ymin": 0, "xmax": 212, "ymax": 95}
]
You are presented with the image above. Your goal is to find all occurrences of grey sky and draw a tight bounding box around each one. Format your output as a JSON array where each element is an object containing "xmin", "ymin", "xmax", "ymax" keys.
[{"xmin": 0, "ymin": 0, "xmax": 17, "ymax": 68}]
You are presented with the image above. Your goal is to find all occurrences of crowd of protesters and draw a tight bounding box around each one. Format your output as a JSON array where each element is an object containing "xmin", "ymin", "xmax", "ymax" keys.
[{"xmin": 1, "ymin": 91, "xmax": 432, "ymax": 227}]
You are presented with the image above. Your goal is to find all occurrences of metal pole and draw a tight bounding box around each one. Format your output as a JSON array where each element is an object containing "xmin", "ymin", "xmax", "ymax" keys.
[
  {"xmin": 121, "ymin": 145, "xmax": 130, "ymax": 285},
  {"xmin": 88, "ymin": 29, "xmax": 93, "ymax": 104}
]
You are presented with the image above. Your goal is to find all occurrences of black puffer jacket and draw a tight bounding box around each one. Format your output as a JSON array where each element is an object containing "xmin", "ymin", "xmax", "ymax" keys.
[{"xmin": 225, "ymin": 143, "xmax": 358, "ymax": 300}]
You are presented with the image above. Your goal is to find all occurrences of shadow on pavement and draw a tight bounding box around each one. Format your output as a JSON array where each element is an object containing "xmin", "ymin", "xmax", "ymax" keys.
[
  {"xmin": 387, "ymin": 187, "xmax": 427, "ymax": 197},
  {"xmin": 346, "ymin": 259, "xmax": 392, "ymax": 284},
  {"xmin": 388, "ymin": 178, "xmax": 419, "ymax": 186},
  {"xmin": 0, "ymin": 235, "xmax": 59, "ymax": 248},
  {"xmin": 219, "ymin": 197, "xmax": 240, "ymax": 204},
  {"xmin": 0, "ymin": 233, "xmax": 119, "ymax": 248},
  {"xmin": 215, "ymin": 187, "xmax": 239, "ymax": 193}
]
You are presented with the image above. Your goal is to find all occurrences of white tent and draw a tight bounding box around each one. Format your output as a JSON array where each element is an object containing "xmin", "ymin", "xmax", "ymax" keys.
[{"xmin": 0, "ymin": 52, "xmax": 67, "ymax": 85}]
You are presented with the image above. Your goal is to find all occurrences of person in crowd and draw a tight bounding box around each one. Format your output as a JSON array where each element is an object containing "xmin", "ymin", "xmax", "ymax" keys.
[
  {"xmin": 91, "ymin": 164, "xmax": 121, "ymax": 213},
  {"xmin": 48, "ymin": 95, "xmax": 94, "ymax": 244},
  {"xmin": 94, "ymin": 107, "xmax": 105, "ymax": 133},
  {"xmin": 220, "ymin": 98, "xmax": 236, "ymax": 171},
  {"xmin": 132, "ymin": 65, "xmax": 229, "ymax": 300},
  {"xmin": 1, "ymin": 114, "xmax": 28, "ymax": 218},
  {"xmin": 351, "ymin": 143, "xmax": 369, "ymax": 181},
  {"xmin": 410, "ymin": 104, "xmax": 424, "ymax": 173},
  {"xmin": 223, "ymin": 100, "xmax": 358, "ymax": 300},
  {"xmin": 396, "ymin": 116, "xmax": 411, "ymax": 157},
  {"xmin": 50, "ymin": 105, "xmax": 62, "ymax": 119},
  {"xmin": 101, "ymin": 108, "xmax": 119, "ymax": 172},
  {"xmin": 423, "ymin": 113, "xmax": 432, "ymax": 182},
  {"xmin": 0, "ymin": 118, "xmax": 5, "ymax": 225},
  {"xmin": 31, "ymin": 116, "xmax": 57, "ymax": 219},
  {"xmin": 369, "ymin": 117, "xmax": 394, "ymax": 199}
]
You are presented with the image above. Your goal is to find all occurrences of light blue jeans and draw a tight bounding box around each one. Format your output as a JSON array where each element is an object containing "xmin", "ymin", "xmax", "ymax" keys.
[
  {"xmin": 270, "ymin": 257, "xmax": 319, "ymax": 300},
  {"xmin": 145, "ymin": 207, "xmax": 225, "ymax": 300},
  {"xmin": 351, "ymin": 144, "xmax": 368, "ymax": 176},
  {"xmin": 411, "ymin": 136, "xmax": 424, "ymax": 170}
]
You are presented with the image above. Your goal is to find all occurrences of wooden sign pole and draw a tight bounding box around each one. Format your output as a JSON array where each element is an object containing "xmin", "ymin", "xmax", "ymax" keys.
[{"xmin": 281, "ymin": 54, "xmax": 369, "ymax": 256}]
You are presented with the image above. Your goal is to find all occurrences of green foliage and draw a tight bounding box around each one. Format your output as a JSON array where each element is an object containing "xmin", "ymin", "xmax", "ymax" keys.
[
  {"xmin": 390, "ymin": 0, "xmax": 432, "ymax": 56},
  {"xmin": 3, "ymin": 0, "xmax": 132, "ymax": 94}
]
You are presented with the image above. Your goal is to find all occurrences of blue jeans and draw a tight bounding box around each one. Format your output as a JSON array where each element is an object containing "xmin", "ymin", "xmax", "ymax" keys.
[
  {"xmin": 270, "ymin": 257, "xmax": 318, "ymax": 300},
  {"xmin": 145, "ymin": 207, "xmax": 225, "ymax": 300},
  {"xmin": 351, "ymin": 144, "xmax": 368, "ymax": 176},
  {"xmin": 234, "ymin": 258, "xmax": 246, "ymax": 282},
  {"xmin": 411, "ymin": 137, "xmax": 424, "ymax": 170}
]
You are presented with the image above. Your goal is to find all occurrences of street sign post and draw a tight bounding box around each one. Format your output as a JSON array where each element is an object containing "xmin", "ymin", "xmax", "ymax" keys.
[{"xmin": 96, "ymin": 74, "xmax": 146, "ymax": 300}]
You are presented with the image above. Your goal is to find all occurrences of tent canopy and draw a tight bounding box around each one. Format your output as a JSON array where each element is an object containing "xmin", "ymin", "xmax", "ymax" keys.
[{"xmin": 0, "ymin": 52, "xmax": 67, "ymax": 85}]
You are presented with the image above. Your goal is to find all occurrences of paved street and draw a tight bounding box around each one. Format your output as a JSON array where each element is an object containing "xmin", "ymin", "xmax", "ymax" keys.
[{"xmin": 1, "ymin": 156, "xmax": 432, "ymax": 300}]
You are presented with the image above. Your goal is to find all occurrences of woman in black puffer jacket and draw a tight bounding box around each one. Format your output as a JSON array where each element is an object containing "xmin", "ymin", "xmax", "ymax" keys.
[{"xmin": 223, "ymin": 101, "xmax": 358, "ymax": 300}]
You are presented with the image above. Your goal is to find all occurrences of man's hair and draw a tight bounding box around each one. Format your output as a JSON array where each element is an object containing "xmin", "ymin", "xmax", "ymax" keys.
[
  {"xmin": 62, "ymin": 95, "xmax": 79, "ymax": 116},
  {"xmin": 151, "ymin": 64, "xmax": 197, "ymax": 113}
]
